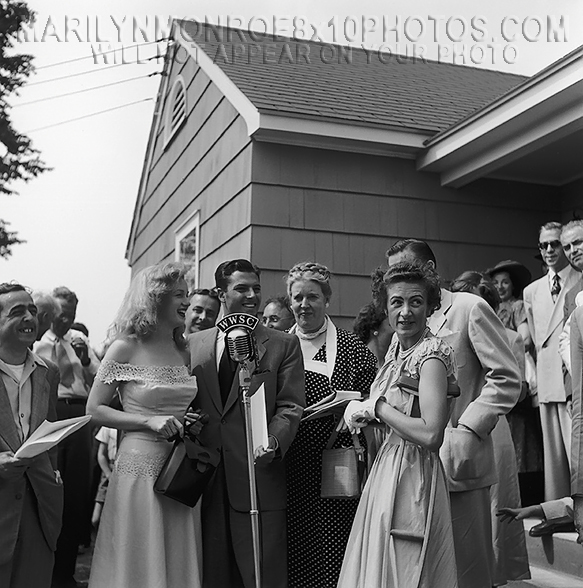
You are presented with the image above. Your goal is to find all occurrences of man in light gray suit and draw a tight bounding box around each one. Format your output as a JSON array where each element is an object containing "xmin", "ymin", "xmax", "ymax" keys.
[
  {"xmin": 0, "ymin": 283, "xmax": 63, "ymax": 588},
  {"xmin": 524, "ymin": 222, "xmax": 580, "ymax": 500},
  {"xmin": 387, "ymin": 239, "xmax": 521, "ymax": 588}
]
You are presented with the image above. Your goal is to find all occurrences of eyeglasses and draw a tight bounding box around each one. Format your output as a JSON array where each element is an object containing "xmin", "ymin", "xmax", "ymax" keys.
[{"xmin": 538, "ymin": 240, "xmax": 562, "ymax": 251}]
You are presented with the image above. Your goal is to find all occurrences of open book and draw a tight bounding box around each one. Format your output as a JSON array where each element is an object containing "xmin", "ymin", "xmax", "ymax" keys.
[
  {"xmin": 15, "ymin": 415, "xmax": 92, "ymax": 459},
  {"xmin": 302, "ymin": 390, "xmax": 362, "ymax": 422}
]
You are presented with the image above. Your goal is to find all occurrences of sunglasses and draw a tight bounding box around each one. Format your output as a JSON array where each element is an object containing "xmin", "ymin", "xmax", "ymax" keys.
[{"xmin": 538, "ymin": 240, "xmax": 562, "ymax": 251}]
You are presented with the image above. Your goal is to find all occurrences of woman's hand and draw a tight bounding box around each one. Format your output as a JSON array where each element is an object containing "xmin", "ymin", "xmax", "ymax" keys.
[
  {"xmin": 344, "ymin": 399, "xmax": 376, "ymax": 433},
  {"xmin": 146, "ymin": 415, "xmax": 183, "ymax": 439}
]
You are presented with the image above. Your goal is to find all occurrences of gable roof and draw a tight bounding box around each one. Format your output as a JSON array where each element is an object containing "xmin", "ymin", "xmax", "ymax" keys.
[{"xmin": 179, "ymin": 20, "xmax": 526, "ymax": 135}]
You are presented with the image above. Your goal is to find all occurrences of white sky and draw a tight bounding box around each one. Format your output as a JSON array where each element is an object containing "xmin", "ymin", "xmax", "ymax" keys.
[{"xmin": 2, "ymin": 0, "xmax": 582, "ymax": 345}]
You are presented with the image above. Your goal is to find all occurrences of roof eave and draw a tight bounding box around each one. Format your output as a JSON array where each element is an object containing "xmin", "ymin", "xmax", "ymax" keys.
[
  {"xmin": 253, "ymin": 113, "xmax": 428, "ymax": 158},
  {"xmin": 416, "ymin": 45, "xmax": 583, "ymax": 188}
]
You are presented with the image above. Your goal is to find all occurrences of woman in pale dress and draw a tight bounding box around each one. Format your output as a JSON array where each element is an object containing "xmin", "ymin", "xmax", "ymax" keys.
[
  {"xmin": 339, "ymin": 260, "xmax": 458, "ymax": 588},
  {"xmin": 86, "ymin": 262, "xmax": 203, "ymax": 588}
]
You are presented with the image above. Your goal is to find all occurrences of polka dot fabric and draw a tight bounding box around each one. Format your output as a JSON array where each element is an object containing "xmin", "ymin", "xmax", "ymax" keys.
[{"xmin": 286, "ymin": 328, "xmax": 377, "ymax": 588}]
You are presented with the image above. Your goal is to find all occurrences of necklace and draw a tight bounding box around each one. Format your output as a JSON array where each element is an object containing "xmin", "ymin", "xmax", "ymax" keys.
[
  {"xmin": 295, "ymin": 317, "xmax": 328, "ymax": 340},
  {"xmin": 398, "ymin": 327, "xmax": 429, "ymax": 359}
]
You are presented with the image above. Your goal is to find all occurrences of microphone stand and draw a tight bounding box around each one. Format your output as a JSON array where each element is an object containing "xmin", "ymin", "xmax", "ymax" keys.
[{"xmin": 238, "ymin": 359, "xmax": 262, "ymax": 588}]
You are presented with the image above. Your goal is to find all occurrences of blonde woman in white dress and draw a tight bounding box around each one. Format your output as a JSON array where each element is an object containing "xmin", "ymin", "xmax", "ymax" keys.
[{"xmin": 87, "ymin": 263, "xmax": 203, "ymax": 588}]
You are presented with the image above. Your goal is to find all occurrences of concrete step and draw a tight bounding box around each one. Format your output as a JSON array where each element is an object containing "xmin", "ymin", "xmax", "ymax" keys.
[
  {"xmin": 522, "ymin": 518, "xmax": 583, "ymax": 580},
  {"xmin": 508, "ymin": 565, "xmax": 583, "ymax": 588}
]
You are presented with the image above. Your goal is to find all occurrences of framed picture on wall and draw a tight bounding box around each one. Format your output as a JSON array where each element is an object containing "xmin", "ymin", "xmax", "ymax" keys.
[{"xmin": 175, "ymin": 210, "xmax": 200, "ymax": 293}]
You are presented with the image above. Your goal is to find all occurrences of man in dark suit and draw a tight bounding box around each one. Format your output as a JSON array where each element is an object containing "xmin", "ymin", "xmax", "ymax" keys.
[
  {"xmin": 188, "ymin": 259, "xmax": 305, "ymax": 588},
  {"xmin": 0, "ymin": 283, "xmax": 63, "ymax": 588}
]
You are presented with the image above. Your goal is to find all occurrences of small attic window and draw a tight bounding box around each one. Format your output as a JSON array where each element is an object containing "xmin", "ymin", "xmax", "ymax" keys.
[{"xmin": 164, "ymin": 77, "xmax": 187, "ymax": 146}]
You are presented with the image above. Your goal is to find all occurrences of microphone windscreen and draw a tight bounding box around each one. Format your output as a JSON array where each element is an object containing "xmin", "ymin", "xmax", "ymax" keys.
[{"xmin": 226, "ymin": 327, "xmax": 254, "ymax": 362}]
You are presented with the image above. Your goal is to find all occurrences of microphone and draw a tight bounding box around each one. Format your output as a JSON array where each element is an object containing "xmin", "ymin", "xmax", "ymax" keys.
[{"xmin": 226, "ymin": 327, "xmax": 255, "ymax": 363}]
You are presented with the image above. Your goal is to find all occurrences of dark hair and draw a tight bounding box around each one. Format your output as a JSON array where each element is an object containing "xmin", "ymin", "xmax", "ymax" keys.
[
  {"xmin": 384, "ymin": 261, "xmax": 441, "ymax": 315},
  {"xmin": 264, "ymin": 295, "xmax": 292, "ymax": 315},
  {"xmin": 53, "ymin": 286, "xmax": 78, "ymax": 305},
  {"xmin": 215, "ymin": 260, "xmax": 261, "ymax": 291},
  {"xmin": 386, "ymin": 238, "xmax": 437, "ymax": 266},
  {"xmin": 353, "ymin": 302, "xmax": 386, "ymax": 344},
  {"xmin": 71, "ymin": 322, "xmax": 89, "ymax": 337},
  {"xmin": 0, "ymin": 283, "xmax": 28, "ymax": 312},
  {"xmin": 286, "ymin": 262, "xmax": 332, "ymax": 302},
  {"xmin": 190, "ymin": 288, "xmax": 220, "ymax": 303},
  {"xmin": 450, "ymin": 271, "xmax": 500, "ymax": 311},
  {"xmin": 370, "ymin": 266, "xmax": 388, "ymax": 314}
]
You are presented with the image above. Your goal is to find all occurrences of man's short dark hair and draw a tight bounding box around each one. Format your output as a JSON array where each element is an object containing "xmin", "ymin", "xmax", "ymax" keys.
[
  {"xmin": 52, "ymin": 286, "xmax": 78, "ymax": 305},
  {"xmin": 215, "ymin": 260, "xmax": 261, "ymax": 291},
  {"xmin": 0, "ymin": 283, "xmax": 27, "ymax": 312},
  {"xmin": 190, "ymin": 288, "xmax": 220, "ymax": 302},
  {"xmin": 386, "ymin": 239, "xmax": 437, "ymax": 266}
]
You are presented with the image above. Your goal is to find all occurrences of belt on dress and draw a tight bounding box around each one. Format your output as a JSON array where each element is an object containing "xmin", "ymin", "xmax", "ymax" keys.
[{"xmin": 58, "ymin": 397, "xmax": 87, "ymax": 405}]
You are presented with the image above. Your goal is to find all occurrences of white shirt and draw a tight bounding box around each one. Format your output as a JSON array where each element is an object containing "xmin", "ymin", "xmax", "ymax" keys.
[
  {"xmin": 34, "ymin": 329, "xmax": 99, "ymax": 399},
  {"xmin": 0, "ymin": 351, "xmax": 47, "ymax": 441}
]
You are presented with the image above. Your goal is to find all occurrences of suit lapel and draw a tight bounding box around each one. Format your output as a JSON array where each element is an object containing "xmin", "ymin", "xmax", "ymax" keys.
[
  {"xmin": 191, "ymin": 328, "xmax": 223, "ymax": 414},
  {"xmin": 254, "ymin": 324, "xmax": 269, "ymax": 364},
  {"xmin": 29, "ymin": 365, "xmax": 49, "ymax": 435},
  {"xmin": 428, "ymin": 289, "xmax": 452, "ymax": 335},
  {"xmin": 543, "ymin": 269, "xmax": 579, "ymax": 344},
  {"xmin": 0, "ymin": 377, "xmax": 22, "ymax": 451}
]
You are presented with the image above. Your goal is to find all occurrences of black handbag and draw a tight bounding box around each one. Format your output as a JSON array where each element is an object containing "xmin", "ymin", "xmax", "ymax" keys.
[{"xmin": 154, "ymin": 436, "xmax": 220, "ymax": 508}]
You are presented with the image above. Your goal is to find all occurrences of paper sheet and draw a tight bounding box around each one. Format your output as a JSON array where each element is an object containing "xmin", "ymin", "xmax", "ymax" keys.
[
  {"xmin": 15, "ymin": 415, "xmax": 92, "ymax": 458},
  {"xmin": 249, "ymin": 383, "xmax": 269, "ymax": 452}
]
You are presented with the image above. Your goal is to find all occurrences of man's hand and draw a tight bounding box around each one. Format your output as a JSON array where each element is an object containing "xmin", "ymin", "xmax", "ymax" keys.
[
  {"xmin": 574, "ymin": 496, "xmax": 583, "ymax": 544},
  {"xmin": 497, "ymin": 505, "xmax": 544, "ymax": 523},
  {"xmin": 255, "ymin": 436, "xmax": 277, "ymax": 466},
  {"xmin": 184, "ymin": 409, "xmax": 209, "ymax": 438},
  {"xmin": 70, "ymin": 337, "xmax": 90, "ymax": 366},
  {"xmin": 0, "ymin": 451, "xmax": 31, "ymax": 480}
]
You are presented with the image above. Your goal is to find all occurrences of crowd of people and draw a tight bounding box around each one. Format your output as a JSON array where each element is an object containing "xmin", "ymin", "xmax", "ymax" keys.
[{"xmin": 1, "ymin": 219, "xmax": 582, "ymax": 588}]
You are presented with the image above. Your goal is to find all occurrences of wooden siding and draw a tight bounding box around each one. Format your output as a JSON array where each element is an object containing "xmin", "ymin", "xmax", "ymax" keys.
[
  {"xmin": 128, "ymin": 43, "xmax": 252, "ymax": 275},
  {"xmin": 250, "ymin": 142, "xmax": 564, "ymax": 321}
]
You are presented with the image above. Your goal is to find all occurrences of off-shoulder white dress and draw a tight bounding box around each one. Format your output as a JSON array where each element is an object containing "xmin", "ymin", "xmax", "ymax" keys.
[{"xmin": 88, "ymin": 361, "xmax": 202, "ymax": 588}]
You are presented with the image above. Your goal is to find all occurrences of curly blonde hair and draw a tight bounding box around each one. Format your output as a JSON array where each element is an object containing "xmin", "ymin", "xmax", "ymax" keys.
[
  {"xmin": 286, "ymin": 262, "xmax": 332, "ymax": 302},
  {"xmin": 107, "ymin": 262, "xmax": 187, "ymax": 343}
]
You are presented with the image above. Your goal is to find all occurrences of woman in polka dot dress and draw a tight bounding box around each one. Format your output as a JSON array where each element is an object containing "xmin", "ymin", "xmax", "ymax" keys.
[{"xmin": 285, "ymin": 262, "xmax": 377, "ymax": 588}]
